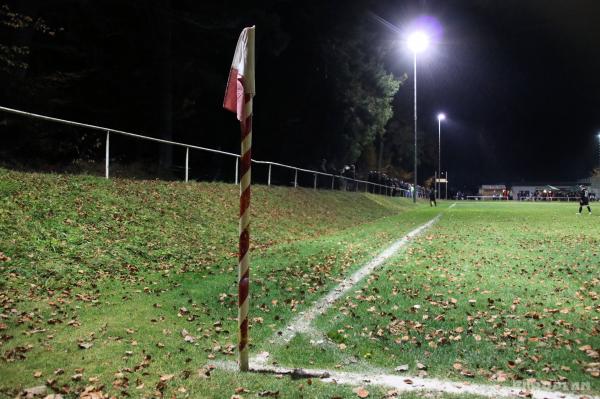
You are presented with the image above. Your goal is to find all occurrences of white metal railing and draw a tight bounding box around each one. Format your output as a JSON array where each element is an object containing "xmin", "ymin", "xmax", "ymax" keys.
[{"xmin": 0, "ymin": 105, "xmax": 426, "ymax": 198}]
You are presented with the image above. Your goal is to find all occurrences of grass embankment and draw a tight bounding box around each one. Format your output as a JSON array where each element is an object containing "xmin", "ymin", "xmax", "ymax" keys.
[
  {"xmin": 0, "ymin": 168, "xmax": 442, "ymax": 398},
  {"xmin": 303, "ymin": 202, "xmax": 599, "ymax": 394}
]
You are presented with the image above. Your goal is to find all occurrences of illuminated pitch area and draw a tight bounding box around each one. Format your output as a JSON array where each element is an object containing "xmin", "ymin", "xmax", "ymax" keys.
[
  {"xmin": 1, "ymin": 170, "xmax": 597, "ymax": 397},
  {"xmin": 263, "ymin": 201, "xmax": 599, "ymax": 396}
]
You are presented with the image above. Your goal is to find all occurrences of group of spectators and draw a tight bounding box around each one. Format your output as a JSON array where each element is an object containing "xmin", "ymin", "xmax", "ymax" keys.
[
  {"xmin": 317, "ymin": 159, "xmax": 428, "ymax": 197},
  {"xmin": 516, "ymin": 189, "xmax": 597, "ymax": 201},
  {"xmin": 367, "ymin": 170, "xmax": 425, "ymax": 198},
  {"xmin": 455, "ymin": 191, "xmax": 466, "ymax": 200}
]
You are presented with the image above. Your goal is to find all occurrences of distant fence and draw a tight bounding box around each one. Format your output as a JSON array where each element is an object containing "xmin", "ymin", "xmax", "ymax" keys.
[{"xmin": 0, "ymin": 106, "xmax": 424, "ymax": 198}]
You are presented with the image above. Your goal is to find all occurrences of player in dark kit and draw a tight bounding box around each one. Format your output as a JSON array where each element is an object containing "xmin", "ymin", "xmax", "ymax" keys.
[
  {"xmin": 577, "ymin": 186, "xmax": 592, "ymax": 215},
  {"xmin": 429, "ymin": 190, "xmax": 437, "ymax": 207}
]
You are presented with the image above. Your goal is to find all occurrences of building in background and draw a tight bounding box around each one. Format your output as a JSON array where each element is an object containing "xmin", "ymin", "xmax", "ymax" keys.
[
  {"xmin": 511, "ymin": 181, "xmax": 595, "ymax": 201},
  {"xmin": 478, "ymin": 184, "xmax": 507, "ymax": 199}
]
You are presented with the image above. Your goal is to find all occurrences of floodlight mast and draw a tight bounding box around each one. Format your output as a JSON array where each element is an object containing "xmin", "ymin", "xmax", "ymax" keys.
[
  {"xmin": 597, "ymin": 133, "xmax": 600, "ymax": 169},
  {"xmin": 407, "ymin": 31, "xmax": 429, "ymax": 203},
  {"xmin": 437, "ymin": 113, "xmax": 446, "ymax": 199}
]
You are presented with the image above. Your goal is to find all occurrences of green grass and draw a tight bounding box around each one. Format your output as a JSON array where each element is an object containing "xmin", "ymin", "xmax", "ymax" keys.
[
  {"xmin": 1, "ymin": 168, "xmax": 598, "ymax": 398},
  {"xmin": 303, "ymin": 202, "xmax": 599, "ymax": 394},
  {"xmin": 0, "ymin": 168, "xmax": 439, "ymax": 398}
]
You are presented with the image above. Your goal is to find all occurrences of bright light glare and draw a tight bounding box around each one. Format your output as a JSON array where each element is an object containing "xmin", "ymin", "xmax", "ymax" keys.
[
  {"xmin": 437, "ymin": 113, "xmax": 446, "ymax": 121},
  {"xmin": 407, "ymin": 31, "xmax": 429, "ymax": 53}
]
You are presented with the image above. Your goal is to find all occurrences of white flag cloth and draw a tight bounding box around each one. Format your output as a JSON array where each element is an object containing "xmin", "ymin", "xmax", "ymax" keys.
[{"xmin": 223, "ymin": 26, "xmax": 255, "ymax": 121}]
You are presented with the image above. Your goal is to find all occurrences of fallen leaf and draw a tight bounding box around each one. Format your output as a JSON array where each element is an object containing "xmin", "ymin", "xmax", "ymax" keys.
[
  {"xmin": 257, "ymin": 390, "xmax": 279, "ymax": 397},
  {"xmin": 353, "ymin": 387, "xmax": 369, "ymax": 398},
  {"xmin": 235, "ymin": 387, "xmax": 249, "ymax": 394},
  {"xmin": 181, "ymin": 329, "xmax": 196, "ymax": 343},
  {"xmin": 21, "ymin": 385, "xmax": 47, "ymax": 398}
]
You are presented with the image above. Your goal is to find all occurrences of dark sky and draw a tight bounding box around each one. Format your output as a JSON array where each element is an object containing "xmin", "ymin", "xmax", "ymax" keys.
[
  {"xmin": 373, "ymin": 0, "xmax": 600, "ymax": 188},
  {"xmin": 3, "ymin": 0, "xmax": 600, "ymax": 191}
]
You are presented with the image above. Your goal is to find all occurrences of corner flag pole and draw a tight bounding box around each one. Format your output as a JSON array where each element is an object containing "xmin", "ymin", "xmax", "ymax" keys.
[
  {"xmin": 223, "ymin": 26, "xmax": 255, "ymax": 372},
  {"xmin": 238, "ymin": 92, "xmax": 252, "ymax": 371}
]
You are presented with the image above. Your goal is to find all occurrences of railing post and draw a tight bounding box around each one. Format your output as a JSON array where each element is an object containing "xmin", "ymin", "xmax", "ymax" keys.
[
  {"xmin": 235, "ymin": 157, "xmax": 239, "ymax": 185},
  {"xmin": 105, "ymin": 131, "xmax": 110, "ymax": 179},
  {"xmin": 268, "ymin": 163, "xmax": 272, "ymax": 186},
  {"xmin": 294, "ymin": 169, "xmax": 298, "ymax": 188},
  {"xmin": 313, "ymin": 174, "xmax": 317, "ymax": 190},
  {"xmin": 185, "ymin": 147, "xmax": 189, "ymax": 182},
  {"xmin": 331, "ymin": 176, "xmax": 335, "ymax": 190},
  {"xmin": 365, "ymin": 183, "xmax": 368, "ymax": 193}
]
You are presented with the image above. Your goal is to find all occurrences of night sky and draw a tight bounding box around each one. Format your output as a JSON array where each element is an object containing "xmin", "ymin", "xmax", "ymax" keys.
[
  {"xmin": 2, "ymin": 0, "xmax": 600, "ymax": 192},
  {"xmin": 376, "ymin": 0, "xmax": 600, "ymax": 188}
]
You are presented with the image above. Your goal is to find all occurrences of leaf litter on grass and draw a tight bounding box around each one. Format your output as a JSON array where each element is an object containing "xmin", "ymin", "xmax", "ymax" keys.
[
  {"xmin": 307, "ymin": 202, "xmax": 599, "ymax": 395},
  {"xmin": 0, "ymin": 168, "xmax": 429, "ymax": 398}
]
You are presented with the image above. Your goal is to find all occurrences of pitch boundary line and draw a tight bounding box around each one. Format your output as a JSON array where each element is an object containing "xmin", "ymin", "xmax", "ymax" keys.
[
  {"xmin": 218, "ymin": 203, "xmax": 597, "ymax": 398},
  {"xmin": 214, "ymin": 360, "xmax": 596, "ymax": 399},
  {"xmin": 270, "ymin": 212, "xmax": 442, "ymax": 344}
]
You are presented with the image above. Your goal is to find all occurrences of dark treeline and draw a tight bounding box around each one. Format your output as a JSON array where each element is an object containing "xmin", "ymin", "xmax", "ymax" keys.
[{"xmin": 0, "ymin": 0, "xmax": 436, "ymax": 184}]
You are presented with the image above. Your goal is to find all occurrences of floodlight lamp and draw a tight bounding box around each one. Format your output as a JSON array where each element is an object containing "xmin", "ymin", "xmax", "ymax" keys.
[
  {"xmin": 407, "ymin": 31, "xmax": 429, "ymax": 53},
  {"xmin": 437, "ymin": 113, "xmax": 446, "ymax": 121}
]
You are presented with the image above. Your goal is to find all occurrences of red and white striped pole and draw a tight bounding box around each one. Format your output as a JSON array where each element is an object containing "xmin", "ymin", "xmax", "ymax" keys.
[
  {"xmin": 238, "ymin": 95, "xmax": 252, "ymax": 370},
  {"xmin": 223, "ymin": 26, "xmax": 255, "ymax": 372}
]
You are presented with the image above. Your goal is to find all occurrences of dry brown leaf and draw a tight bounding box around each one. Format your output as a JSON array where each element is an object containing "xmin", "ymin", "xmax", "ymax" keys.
[{"xmin": 353, "ymin": 387, "xmax": 369, "ymax": 398}]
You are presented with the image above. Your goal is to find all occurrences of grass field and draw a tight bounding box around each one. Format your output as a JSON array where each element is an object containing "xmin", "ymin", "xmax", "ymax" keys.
[{"xmin": 0, "ymin": 169, "xmax": 598, "ymax": 398}]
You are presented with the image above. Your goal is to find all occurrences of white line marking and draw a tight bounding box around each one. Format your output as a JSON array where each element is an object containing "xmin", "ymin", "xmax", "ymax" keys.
[
  {"xmin": 215, "ymin": 360, "xmax": 597, "ymax": 399},
  {"xmin": 273, "ymin": 213, "xmax": 442, "ymax": 344},
  {"xmin": 225, "ymin": 205, "xmax": 595, "ymax": 398}
]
